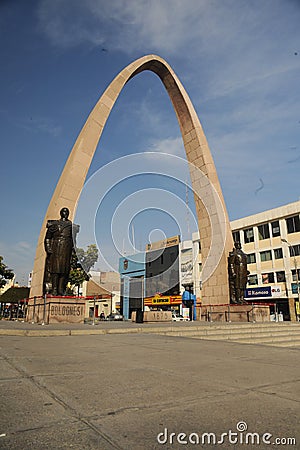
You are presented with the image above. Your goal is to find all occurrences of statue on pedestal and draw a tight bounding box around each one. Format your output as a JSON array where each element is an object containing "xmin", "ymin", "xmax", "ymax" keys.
[
  {"xmin": 43, "ymin": 208, "xmax": 79, "ymax": 296},
  {"xmin": 228, "ymin": 242, "xmax": 249, "ymax": 304}
]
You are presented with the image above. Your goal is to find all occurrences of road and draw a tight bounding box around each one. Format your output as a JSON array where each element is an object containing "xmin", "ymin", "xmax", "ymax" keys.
[{"xmin": 0, "ymin": 326, "xmax": 299, "ymax": 449}]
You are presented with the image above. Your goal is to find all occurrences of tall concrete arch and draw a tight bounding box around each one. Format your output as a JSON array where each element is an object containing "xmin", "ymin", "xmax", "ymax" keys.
[{"xmin": 30, "ymin": 54, "xmax": 233, "ymax": 305}]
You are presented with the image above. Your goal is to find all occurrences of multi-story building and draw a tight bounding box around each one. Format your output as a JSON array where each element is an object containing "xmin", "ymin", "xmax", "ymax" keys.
[
  {"xmin": 230, "ymin": 200, "xmax": 300, "ymax": 321},
  {"xmin": 119, "ymin": 235, "xmax": 201, "ymax": 319}
]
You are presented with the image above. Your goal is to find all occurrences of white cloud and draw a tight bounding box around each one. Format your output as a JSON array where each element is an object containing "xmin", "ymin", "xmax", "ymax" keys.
[
  {"xmin": 34, "ymin": 0, "xmax": 300, "ymax": 220},
  {"xmin": 36, "ymin": 1, "xmax": 300, "ymax": 110},
  {"xmin": 146, "ymin": 136, "xmax": 184, "ymax": 157}
]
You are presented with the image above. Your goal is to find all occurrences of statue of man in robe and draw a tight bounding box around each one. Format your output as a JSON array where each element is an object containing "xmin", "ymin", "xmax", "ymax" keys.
[
  {"xmin": 228, "ymin": 242, "xmax": 249, "ymax": 304},
  {"xmin": 43, "ymin": 207, "xmax": 79, "ymax": 296}
]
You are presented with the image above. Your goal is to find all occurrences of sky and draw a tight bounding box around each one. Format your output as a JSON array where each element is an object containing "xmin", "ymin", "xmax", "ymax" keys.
[{"xmin": 0, "ymin": 0, "xmax": 300, "ymax": 284}]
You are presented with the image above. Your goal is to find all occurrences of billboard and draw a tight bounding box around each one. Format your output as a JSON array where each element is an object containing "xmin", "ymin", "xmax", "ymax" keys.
[
  {"xmin": 146, "ymin": 235, "xmax": 180, "ymax": 251},
  {"xmin": 180, "ymin": 248, "xmax": 193, "ymax": 285}
]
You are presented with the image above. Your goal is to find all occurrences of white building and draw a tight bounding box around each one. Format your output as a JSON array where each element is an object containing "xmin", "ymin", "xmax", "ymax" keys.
[{"xmin": 230, "ymin": 200, "xmax": 300, "ymax": 320}]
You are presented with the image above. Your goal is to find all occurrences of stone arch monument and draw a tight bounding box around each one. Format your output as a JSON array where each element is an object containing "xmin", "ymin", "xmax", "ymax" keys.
[{"xmin": 29, "ymin": 54, "xmax": 233, "ymax": 305}]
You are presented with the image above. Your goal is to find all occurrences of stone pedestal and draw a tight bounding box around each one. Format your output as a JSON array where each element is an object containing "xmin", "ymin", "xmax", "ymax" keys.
[
  {"xmin": 131, "ymin": 311, "xmax": 172, "ymax": 322},
  {"xmin": 200, "ymin": 304, "xmax": 270, "ymax": 323},
  {"xmin": 26, "ymin": 297, "xmax": 86, "ymax": 324}
]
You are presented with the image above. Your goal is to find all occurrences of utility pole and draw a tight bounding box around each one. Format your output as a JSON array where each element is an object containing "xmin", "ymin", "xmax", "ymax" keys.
[{"xmin": 281, "ymin": 238, "xmax": 299, "ymax": 320}]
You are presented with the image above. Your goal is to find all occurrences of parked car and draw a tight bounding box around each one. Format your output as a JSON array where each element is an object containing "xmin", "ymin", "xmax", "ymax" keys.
[
  {"xmin": 172, "ymin": 313, "xmax": 190, "ymax": 322},
  {"xmin": 106, "ymin": 312, "xmax": 124, "ymax": 321}
]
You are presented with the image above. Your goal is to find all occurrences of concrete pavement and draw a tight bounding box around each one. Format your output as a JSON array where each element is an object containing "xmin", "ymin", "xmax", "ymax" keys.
[{"xmin": 0, "ymin": 328, "xmax": 299, "ymax": 449}]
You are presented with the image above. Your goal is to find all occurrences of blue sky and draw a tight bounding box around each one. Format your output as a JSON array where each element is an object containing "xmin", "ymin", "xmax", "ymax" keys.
[{"xmin": 0, "ymin": 0, "xmax": 300, "ymax": 283}]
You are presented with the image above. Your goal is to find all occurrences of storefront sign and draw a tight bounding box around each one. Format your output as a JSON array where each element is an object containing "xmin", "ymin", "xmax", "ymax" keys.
[
  {"xmin": 152, "ymin": 297, "xmax": 170, "ymax": 305},
  {"xmin": 271, "ymin": 285, "xmax": 282, "ymax": 297},
  {"xmin": 144, "ymin": 295, "xmax": 182, "ymax": 306},
  {"xmin": 245, "ymin": 287, "xmax": 271, "ymax": 298},
  {"xmin": 146, "ymin": 235, "xmax": 180, "ymax": 251}
]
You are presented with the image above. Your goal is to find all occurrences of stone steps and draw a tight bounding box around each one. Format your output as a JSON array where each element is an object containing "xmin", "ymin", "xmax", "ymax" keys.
[{"xmin": 156, "ymin": 323, "xmax": 300, "ymax": 347}]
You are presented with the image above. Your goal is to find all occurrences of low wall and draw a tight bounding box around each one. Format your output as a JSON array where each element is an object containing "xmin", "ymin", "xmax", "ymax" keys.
[
  {"xmin": 26, "ymin": 297, "xmax": 86, "ymax": 324},
  {"xmin": 131, "ymin": 311, "xmax": 172, "ymax": 322},
  {"xmin": 200, "ymin": 304, "xmax": 270, "ymax": 323}
]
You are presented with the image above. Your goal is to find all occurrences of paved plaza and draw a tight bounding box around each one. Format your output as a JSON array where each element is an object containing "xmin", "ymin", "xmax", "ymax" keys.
[{"xmin": 0, "ymin": 324, "xmax": 299, "ymax": 449}]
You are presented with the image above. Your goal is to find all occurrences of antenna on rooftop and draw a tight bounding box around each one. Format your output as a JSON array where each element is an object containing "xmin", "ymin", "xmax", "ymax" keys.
[
  {"xmin": 185, "ymin": 180, "xmax": 190, "ymax": 238},
  {"xmin": 132, "ymin": 223, "xmax": 136, "ymax": 253}
]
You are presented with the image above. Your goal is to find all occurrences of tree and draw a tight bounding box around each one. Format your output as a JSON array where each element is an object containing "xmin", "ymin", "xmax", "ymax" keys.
[
  {"xmin": 0, "ymin": 256, "xmax": 14, "ymax": 289},
  {"xmin": 0, "ymin": 286, "xmax": 29, "ymax": 303},
  {"xmin": 68, "ymin": 244, "xmax": 98, "ymax": 294}
]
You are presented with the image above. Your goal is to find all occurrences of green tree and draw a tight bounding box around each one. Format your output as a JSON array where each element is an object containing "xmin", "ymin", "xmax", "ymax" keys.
[
  {"xmin": 0, "ymin": 256, "xmax": 14, "ymax": 289},
  {"xmin": 68, "ymin": 244, "xmax": 98, "ymax": 294}
]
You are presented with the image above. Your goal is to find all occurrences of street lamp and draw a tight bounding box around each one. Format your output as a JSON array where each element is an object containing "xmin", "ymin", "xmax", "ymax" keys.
[{"xmin": 281, "ymin": 238, "xmax": 300, "ymax": 318}]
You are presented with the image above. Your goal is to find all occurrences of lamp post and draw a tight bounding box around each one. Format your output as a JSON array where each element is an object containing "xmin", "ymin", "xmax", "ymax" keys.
[{"xmin": 281, "ymin": 238, "xmax": 300, "ymax": 319}]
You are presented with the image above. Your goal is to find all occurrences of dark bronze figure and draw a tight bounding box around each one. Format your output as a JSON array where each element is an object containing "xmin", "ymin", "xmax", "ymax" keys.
[
  {"xmin": 43, "ymin": 208, "xmax": 79, "ymax": 296},
  {"xmin": 228, "ymin": 242, "xmax": 249, "ymax": 304}
]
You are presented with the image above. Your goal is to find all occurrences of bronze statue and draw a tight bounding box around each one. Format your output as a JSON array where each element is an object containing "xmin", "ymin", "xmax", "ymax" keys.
[
  {"xmin": 43, "ymin": 208, "xmax": 79, "ymax": 296},
  {"xmin": 228, "ymin": 242, "xmax": 249, "ymax": 304}
]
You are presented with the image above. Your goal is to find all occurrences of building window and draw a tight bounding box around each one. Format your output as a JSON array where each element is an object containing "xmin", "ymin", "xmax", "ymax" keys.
[
  {"xmin": 248, "ymin": 274, "xmax": 258, "ymax": 285},
  {"xmin": 276, "ymin": 271, "xmax": 286, "ymax": 282},
  {"xmin": 258, "ymin": 223, "xmax": 270, "ymax": 240},
  {"xmin": 244, "ymin": 228, "xmax": 254, "ymax": 243},
  {"xmin": 260, "ymin": 250, "xmax": 272, "ymax": 262},
  {"xmin": 247, "ymin": 253, "xmax": 256, "ymax": 264},
  {"xmin": 292, "ymin": 269, "xmax": 300, "ymax": 281},
  {"xmin": 271, "ymin": 220, "xmax": 281, "ymax": 237},
  {"xmin": 262, "ymin": 272, "xmax": 275, "ymax": 284},
  {"xmin": 289, "ymin": 244, "xmax": 300, "ymax": 257},
  {"xmin": 232, "ymin": 231, "xmax": 240, "ymax": 243},
  {"xmin": 286, "ymin": 215, "xmax": 300, "ymax": 234},
  {"xmin": 274, "ymin": 248, "xmax": 283, "ymax": 259}
]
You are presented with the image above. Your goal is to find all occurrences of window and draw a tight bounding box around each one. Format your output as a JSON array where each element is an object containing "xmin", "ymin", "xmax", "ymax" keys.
[
  {"xmin": 292, "ymin": 269, "xmax": 300, "ymax": 282},
  {"xmin": 271, "ymin": 221, "xmax": 281, "ymax": 237},
  {"xmin": 260, "ymin": 250, "xmax": 272, "ymax": 262},
  {"xmin": 244, "ymin": 228, "xmax": 254, "ymax": 243},
  {"xmin": 274, "ymin": 248, "xmax": 283, "ymax": 259},
  {"xmin": 289, "ymin": 244, "xmax": 300, "ymax": 257},
  {"xmin": 276, "ymin": 271, "xmax": 286, "ymax": 282},
  {"xmin": 258, "ymin": 223, "xmax": 270, "ymax": 240},
  {"xmin": 246, "ymin": 253, "xmax": 256, "ymax": 264},
  {"xmin": 262, "ymin": 273, "xmax": 275, "ymax": 284},
  {"xmin": 232, "ymin": 231, "xmax": 240, "ymax": 243},
  {"xmin": 286, "ymin": 215, "xmax": 300, "ymax": 234},
  {"xmin": 248, "ymin": 274, "xmax": 258, "ymax": 285}
]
